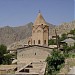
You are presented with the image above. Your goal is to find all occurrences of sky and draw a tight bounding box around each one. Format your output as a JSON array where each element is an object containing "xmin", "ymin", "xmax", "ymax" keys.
[
  {"xmin": 0, "ymin": 0, "xmax": 74, "ymax": 27},
  {"xmin": 74, "ymin": 0, "xmax": 75, "ymax": 19}
]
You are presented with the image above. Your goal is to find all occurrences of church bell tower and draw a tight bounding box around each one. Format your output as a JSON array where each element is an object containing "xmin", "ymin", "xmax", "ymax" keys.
[{"xmin": 32, "ymin": 12, "xmax": 49, "ymax": 46}]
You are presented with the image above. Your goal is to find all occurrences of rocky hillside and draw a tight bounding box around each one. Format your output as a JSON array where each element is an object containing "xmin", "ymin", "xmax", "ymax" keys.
[
  {"xmin": 49, "ymin": 21, "xmax": 75, "ymax": 37},
  {"xmin": 0, "ymin": 21, "xmax": 75, "ymax": 46},
  {"xmin": 0, "ymin": 22, "xmax": 33, "ymax": 46}
]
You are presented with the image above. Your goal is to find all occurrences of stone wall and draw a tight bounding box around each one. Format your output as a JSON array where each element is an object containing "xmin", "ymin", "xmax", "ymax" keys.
[{"xmin": 17, "ymin": 45, "xmax": 52, "ymax": 69}]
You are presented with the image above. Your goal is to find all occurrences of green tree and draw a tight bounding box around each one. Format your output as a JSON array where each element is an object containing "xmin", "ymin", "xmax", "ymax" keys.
[
  {"xmin": 69, "ymin": 29, "xmax": 75, "ymax": 35},
  {"xmin": 0, "ymin": 44, "xmax": 7, "ymax": 54},
  {"xmin": 60, "ymin": 33, "xmax": 67, "ymax": 41},
  {"xmin": 3, "ymin": 54, "xmax": 12, "ymax": 65},
  {"xmin": 63, "ymin": 44, "xmax": 72, "ymax": 58},
  {"xmin": 46, "ymin": 50, "xmax": 65, "ymax": 75},
  {"xmin": 48, "ymin": 39, "xmax": 56, "ymax": 45},
  {"xmin": 0, "ymin": 44, "xmax": 12, "ymax": 65},
  {"xmin": 0, "ymin": 44, "xmax": 7, "ymax": 64}
]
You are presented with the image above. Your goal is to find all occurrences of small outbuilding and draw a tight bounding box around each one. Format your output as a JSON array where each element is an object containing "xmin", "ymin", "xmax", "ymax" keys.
[{"xmin": 61, "ymin": 38, "xmax": 75, "ymax": 47}]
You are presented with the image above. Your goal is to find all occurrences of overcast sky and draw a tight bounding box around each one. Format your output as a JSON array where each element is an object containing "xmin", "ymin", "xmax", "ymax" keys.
[{"xmin": 0, "ymin": 0, "xmax": 74, "ymax": 27}]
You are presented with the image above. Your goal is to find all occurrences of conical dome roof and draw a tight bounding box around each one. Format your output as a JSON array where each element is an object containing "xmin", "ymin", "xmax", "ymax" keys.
[{"xmin": 34, "ymin": 12, "xmax": 47, "ymax": 25}]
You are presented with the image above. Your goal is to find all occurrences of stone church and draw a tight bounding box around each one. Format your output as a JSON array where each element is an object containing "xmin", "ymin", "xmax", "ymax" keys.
[
  {"xmin": 16, "ymin": 12, "xmax": 52, "ymax": 75},
  {"xmin": 28, "ymin": 12, "xmax": 49, "ymax": 46}
]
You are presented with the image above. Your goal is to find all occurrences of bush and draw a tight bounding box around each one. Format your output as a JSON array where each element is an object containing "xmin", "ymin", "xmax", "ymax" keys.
[
  {"xmin": 0, "ymin": 44, "xmax": 7, "ymax": 64},
  {"xmin": 3, "ymin": 54, "xmax": 12, "ymax": 65},
  {"xmin": 48, "ymin": 39, "xmax": 56, "ymax": 45},
  {"xmin": 0, "ymin": 44, "xmax": 12, "ymax": 65},
  {"xmin": 46, "ymin": 49, "xmax": 65, "ymax": 75},
  {"xmin": 60, "ymin": 33, "xmax": 67, "ymax": 41}
]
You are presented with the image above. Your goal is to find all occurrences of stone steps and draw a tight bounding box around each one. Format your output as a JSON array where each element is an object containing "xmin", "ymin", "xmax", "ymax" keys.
[{"xmin": 16, "ymin": 62, "xmax": 46, "ymax": 75}]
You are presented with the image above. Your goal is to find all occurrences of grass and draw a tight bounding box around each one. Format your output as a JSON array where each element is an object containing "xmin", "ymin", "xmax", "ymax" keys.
[{"xmin": 58, "ymin": 53, "xmax": 75, "ymax": 74}]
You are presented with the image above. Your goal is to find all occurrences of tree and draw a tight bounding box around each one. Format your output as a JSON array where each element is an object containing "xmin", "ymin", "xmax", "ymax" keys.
[
  {"xmin": 0, "ymin": 44, "xmax": 12, "ymax": 65},
  {"xmin": 60, "ymin": 33, "xmax": 67, "ymax": 41},
  {"xmin": 46, "ymin": 50, "xmax": 65, "ymax": 75},
  {"xmin": 69, "ymin": 29, "xmax": 75, "ymax": 35},
  {"xmin": 62, "ymin": 44, "xmax": 72, "ymax": 58},
  {"xmin": 0, "ymin": 44, "xmax": 7, "ymax": 54},
  {"xmin": 48, "ymin": 39, "xmax": 56, "ymax": 45},
  {"xmin": 0, "ymin": 44, "xmax": 7, "ymax": 64},
  {"xmin": 3, "ymin": 54, "xmax": 12, "ymax": 65}
]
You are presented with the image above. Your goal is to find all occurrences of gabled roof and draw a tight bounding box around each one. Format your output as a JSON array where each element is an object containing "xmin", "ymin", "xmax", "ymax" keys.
[
  {"xmin": 34, "ymin": 12, "xmax": 47, "ymax": 25},
  {"xmin": 62, "ymin": 38, "xmax": 75, "ymax": 43}
]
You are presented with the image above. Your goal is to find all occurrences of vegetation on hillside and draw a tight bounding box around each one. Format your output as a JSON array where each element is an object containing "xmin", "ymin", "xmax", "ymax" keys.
[
  {"xmin": 69, "ymin": 29, "xmax": 75, "ymax": 40},
  {"xmin": 69, "ymin": 29, "xmax": 75, "ymax": 35}
]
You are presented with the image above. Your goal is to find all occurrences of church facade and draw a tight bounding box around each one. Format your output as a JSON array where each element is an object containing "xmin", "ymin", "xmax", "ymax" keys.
[
  {"xmin": 16, "ymin": 12, "xmax": 51, "ymax": 75},
  {"xmin": 28, "ymin": 12, "xmax": 49, "ymax": 46}
]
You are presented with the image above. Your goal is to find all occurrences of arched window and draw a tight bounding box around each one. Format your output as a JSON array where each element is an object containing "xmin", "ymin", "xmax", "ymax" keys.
[
  {"xmin": 34, "ymin": 40, "xmax": 35, "ymax": 45},
  {"xmin": 44, "ymin": 40, "xmax": 46, "ymax": 44},
  {"xmin": 35, "ymin": 53, "xmax": 36, "ymax": 55},
  {"xmin": 38, "ymin": 40, "xmax": 40, "ymax": 44},
  {"xmin": 28, "ymin": 40, "xmax": 30, "ymax": 45}
]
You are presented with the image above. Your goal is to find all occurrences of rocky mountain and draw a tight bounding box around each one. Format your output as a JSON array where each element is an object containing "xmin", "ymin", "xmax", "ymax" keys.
[
  {"xmin": 0, "ymin": 22, "xmax": 33, "ymax": 46},
  {"xmin": 0, "ymin": 21, "xmax": 75, "ymax": 46},
  {"xmin": 49, "ymin": 21, "xmax": 75, "ymax": 37}
]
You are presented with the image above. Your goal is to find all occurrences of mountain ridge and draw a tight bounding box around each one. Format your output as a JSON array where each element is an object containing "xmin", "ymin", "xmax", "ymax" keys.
[{"xmin": 0, "ymin": 21, "xmax": 75, "ymax": 46}]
